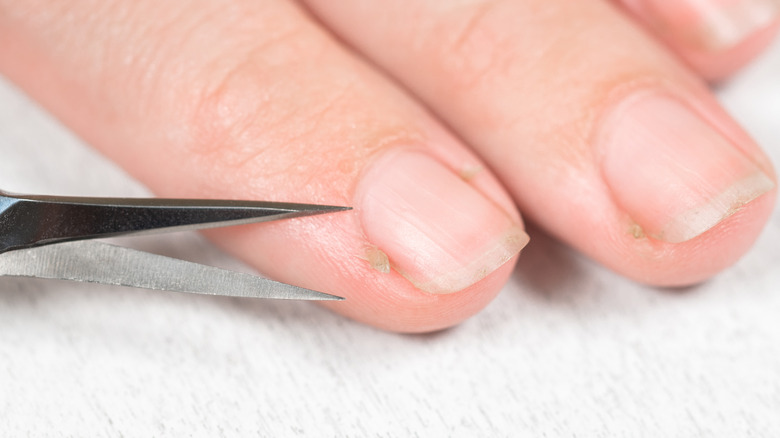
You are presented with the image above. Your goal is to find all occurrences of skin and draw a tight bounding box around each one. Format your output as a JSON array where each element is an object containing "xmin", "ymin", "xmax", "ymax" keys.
[{"xmin": 0, "ymin": 0, "xmax": 777, "ymax": 332}]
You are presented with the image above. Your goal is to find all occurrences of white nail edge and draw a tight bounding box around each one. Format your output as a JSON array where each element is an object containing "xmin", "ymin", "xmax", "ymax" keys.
[
  {"xmin": 658, "ymin": 171, "xmax": 775, "ymax": 243},
  {"xmin": 697, "ymin": 0, "xmax": 780, "ymax": 50},
  {"xmin": 398, "ymin": 226, "xmax": 530, "ymax": 294}
]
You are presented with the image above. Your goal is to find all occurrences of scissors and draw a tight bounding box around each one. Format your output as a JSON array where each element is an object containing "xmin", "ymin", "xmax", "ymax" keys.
[{"xmin": 0, "ymin": 190, "xmax": 348, "ymax": 301}]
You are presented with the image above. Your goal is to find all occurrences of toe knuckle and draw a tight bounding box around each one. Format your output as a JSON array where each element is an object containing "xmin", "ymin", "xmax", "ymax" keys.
[
  {"xmin": 428, "ymin": 0, "xmax": 546, "ymax": 93},
  {"xmin": 179, "ymin": 26, "xmax": 381, "ymax": 195},
  {"xmin": 182, "ymin": 27, "xmax": 327, "ymax": 176}
]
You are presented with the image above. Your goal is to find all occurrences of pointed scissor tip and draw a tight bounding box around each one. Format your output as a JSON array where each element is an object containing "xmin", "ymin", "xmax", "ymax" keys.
[
  {"xmin": 291, "ymin": 287, "xmax": 345, "ymax": 301},
  {"xmin": 311, "ymin": 205, "xmax": 352, "ymax": 212},
  {"xmin": 323, "ymin": 294, "xmax": 346, "ymax": 301},
  {"xmin": 290, "ymin": 204, "xmax": 352, "ymax": 219}
]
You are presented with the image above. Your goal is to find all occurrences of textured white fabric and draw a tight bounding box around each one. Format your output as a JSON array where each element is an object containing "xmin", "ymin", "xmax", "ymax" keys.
[{"xmin": 0, "ymin": 42, "xmax": 778, "ymax": 437}]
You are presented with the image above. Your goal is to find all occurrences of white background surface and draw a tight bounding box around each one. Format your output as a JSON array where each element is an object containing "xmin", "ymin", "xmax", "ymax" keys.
[{"xmin": 0, "ymin": 39, "xmax": 779, "ymax": 437}]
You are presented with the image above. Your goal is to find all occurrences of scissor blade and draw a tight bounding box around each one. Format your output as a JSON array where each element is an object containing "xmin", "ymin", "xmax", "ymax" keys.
[
  {"xmin": 0, "ymin": 240, "xmax": 344, "ymax": 301},
  {"xmin": 0, "ymin": 191, "xmax": 350, "ymax": 252}
]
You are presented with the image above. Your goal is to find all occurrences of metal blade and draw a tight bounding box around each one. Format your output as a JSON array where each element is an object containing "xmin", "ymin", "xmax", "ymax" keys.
[
  {"xmin": 0, "ymin": 191, "xmax": 350, "ymax": 253},
  {"xmin": 0, "ymin": 240, "xmax": 343, "ymax": 301}
]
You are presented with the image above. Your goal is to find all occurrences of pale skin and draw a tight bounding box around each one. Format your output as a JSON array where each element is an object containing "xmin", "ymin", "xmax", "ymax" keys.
[{"xmin": 0, "ymin": 0, "xmax": 777, "ymax": 332}]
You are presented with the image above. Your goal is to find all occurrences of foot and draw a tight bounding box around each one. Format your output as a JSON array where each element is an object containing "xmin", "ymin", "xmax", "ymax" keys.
[{"xmin": 1, "ymin": 0, "xmax": 776, "ymax": 331}]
